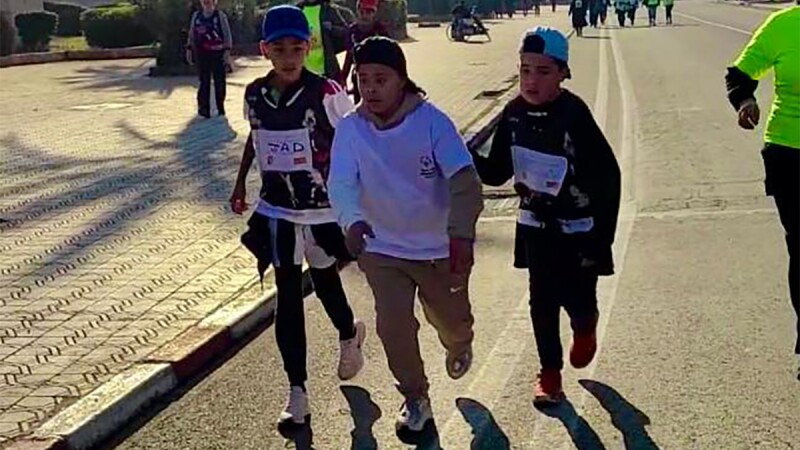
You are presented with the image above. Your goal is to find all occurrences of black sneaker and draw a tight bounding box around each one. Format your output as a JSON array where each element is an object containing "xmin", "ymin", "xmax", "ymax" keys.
[{"xmin": 198, "ymin": 109, "xmax": 211, "ymax": 118}]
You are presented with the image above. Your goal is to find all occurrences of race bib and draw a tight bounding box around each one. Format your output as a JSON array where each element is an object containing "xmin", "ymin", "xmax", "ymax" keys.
[
  {"xmin": 512, "ymin": 146, "xmax": 569, "ymax": 197},
  {"xmin": 253, "ymin": 128, "xmax": 313, "ymax": 173}
]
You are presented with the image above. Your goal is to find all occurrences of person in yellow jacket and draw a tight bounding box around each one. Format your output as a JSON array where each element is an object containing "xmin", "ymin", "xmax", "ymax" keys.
[
  {"xmin": 725, "ymin": 4, "xmax": 800, "ymax": 379},
  {"xmin": 297, "ymin": 0, "xmax": 354, "ymax": 81}
]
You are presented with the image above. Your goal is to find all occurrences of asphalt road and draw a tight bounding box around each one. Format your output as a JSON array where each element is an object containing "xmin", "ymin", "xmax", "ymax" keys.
[{"xmin": 111, "ymin": 1, "xmax": 800, "ymax": 449}]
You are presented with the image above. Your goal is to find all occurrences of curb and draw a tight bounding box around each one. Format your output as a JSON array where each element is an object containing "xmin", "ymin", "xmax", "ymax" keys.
[
  {"xmin": 0, "ymin": 47, "xmax": 156, "ymax": 69},
  {"xmin": 4, "ymin": 54, "xmax": 534, "ymax": 450}
]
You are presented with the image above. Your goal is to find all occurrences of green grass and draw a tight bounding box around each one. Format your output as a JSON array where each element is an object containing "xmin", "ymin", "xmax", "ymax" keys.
[{"xmin": 50, "ymin": 35, "xmax": 90, "ymax": 52}]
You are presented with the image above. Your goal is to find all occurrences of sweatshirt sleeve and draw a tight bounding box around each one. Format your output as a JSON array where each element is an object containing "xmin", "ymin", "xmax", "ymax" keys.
[
  {"xmin": 470, "ymin": 106, "xmax": 514, "ymax": 187},
  {"xmin": 219, "ymin": 11, "xmax": 233, "ymax": 50},
  {"xmin": 186, "ymin": 12, "xmax": 197, "ymax": 48},
  {"xmin": 328, "ymin": 119, "xmax": 364, "ymax": 229},
  {"xmin": 573, "ymin": 100, "xmax": 621, "ymax": 247}
]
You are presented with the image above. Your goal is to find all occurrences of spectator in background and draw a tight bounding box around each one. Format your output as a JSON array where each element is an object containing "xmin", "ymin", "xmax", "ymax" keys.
[
  {"xmin": 186, "ymin": 0, "xmax": 232, "ymax": 118},
  {"xmin": 340, "ymin": 0, "xmax": 389, "ymax": 103},
  {"xmin": 297, "ymin": 0, "xmax": 354, "ymax": 80}
]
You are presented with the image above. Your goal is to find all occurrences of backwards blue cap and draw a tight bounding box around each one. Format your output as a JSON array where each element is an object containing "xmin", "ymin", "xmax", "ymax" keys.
[
  {"xmin": 262, "ymin": 5, "xmax": 311, "ymax": 43},
  {"xmin": 520, "ymin": 26, "xmax": 569, "ymax": 64}
]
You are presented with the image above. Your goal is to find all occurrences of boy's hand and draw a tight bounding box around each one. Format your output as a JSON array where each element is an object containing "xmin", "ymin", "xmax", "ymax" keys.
[
  {"xmin": 185, "ymin": 49, "xmax": 193, "ymax": 65},
  {"xmin": 345, "ymin": 221, "xmax": 374, "ymax": 257},
  {"xmin": 737, "ymin": 99, "xmax": 760, "ymax": 130},
  {"xmin": 450, "ymin": 238, "xmax": 474, "ymax": 275},
  {"xmin": 513, "ymin": 182, "xmax": 533, "ymax": 200},
  {"xmin": 230, "ymin": 184, "xmax": 249, "ymax": 215}
]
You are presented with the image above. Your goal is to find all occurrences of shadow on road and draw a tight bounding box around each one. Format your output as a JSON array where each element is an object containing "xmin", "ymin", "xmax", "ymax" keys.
[
  {"xmin": 397, "ymin": 419, "xmax": 445, "ymax": 450},
  {"xmin": 341, "ymin": 385, "xmax": 382, "ymax": 450},
  {"xmin": 456, "ymin": 397, "xmax": 511, "ymax": 450},
  {"xmin": 580, "ymin": 379, "xmax": 661, "ymax": 450},
  {"xmin": 56, "ymin": 62, "xmax": 195, "ymax": 98},
  {"xmin": 279, "ymin": 416, "xmax": 317, "ymax": 450},
  {"xmin": 535, "ymin": 398, "xmax": 607, "ymax": 450}
]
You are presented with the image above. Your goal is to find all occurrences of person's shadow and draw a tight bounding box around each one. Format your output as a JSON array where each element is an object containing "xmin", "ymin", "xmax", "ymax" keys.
[
  {"xmin": 397, "ymin": 419, "xmax": 444, "ymax": 450},
  {"xmin": 535, "ymin": 398, "xmax": 607, "ymax": 450},
  {"xmin": 579, "ymin": 380, "xmax": 661, "ymax": 450},
  {"xmin": 340, "ymin": 386, "xmax": 382, "ymax": 450},
  {"xmin": 278, "ymin": 417, "xmax": 316, "ymax": 450},
  {"xmin": 455, "ymin": 397, "xmax": 510, "ymax": 450}
]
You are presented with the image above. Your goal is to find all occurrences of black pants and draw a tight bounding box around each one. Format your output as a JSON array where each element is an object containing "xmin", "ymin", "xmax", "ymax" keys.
[
  {"xmin": 196, "ymin": 49, "xmax": 226, "ymax": 115},
  {"xmin": 269, "ymin": 218, "xmax": 356, "ymax": 387},
  {"xmin": 520, "ymin": 226, "xmax": 600, "ymax": 371},
  {"xmin": 762, "ymin": 144, "xmax": 799, "ymax": 354},
  {"xmin": 627, "ymin": 9, "xmax": 636, "ymax": 24},
  {"xmin": 665, "ymin": 5, "xmax": 673, "ymax": 22},
  {"xmin": 617, "ymin": 11, "xmax": 626, "ymax": 26},
  {"xmin": 647, "ymin": 6, "xmax": 657, "ymax": 23}
]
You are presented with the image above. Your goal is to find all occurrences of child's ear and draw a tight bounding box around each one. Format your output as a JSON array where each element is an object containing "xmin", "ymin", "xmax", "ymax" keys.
[{"xmin": 259, "ymin": 41, "xmax": 269, "ymax": 58}]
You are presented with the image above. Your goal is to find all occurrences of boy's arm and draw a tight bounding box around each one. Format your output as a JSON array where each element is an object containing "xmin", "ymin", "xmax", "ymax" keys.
[
  {"xmin": 469, "ymin": 108, "xmax": 514, "ymax": 187},
  {"xmin": 328, "ymin": 121, "xmax": 364, "ymax": 230},
  {"xmin": 431, "ymin": 113, "xmax": 484, "ymax": 241},
  {"xmin": 234, "ymin": 134, "xmax": 255, "ymax": 188},
  {"xmin": 576, "ymin": 102, "xmax": 621, "ymax": 249}
]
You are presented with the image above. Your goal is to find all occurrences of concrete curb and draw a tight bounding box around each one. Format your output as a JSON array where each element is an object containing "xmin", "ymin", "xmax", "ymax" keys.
[
  {"xmin": 0, "ymin": 47, "xmax": 156, "ymax": 69},
  {"xmin": 4, "ymin": 48, "xmax": 541, "ymax": 448}
]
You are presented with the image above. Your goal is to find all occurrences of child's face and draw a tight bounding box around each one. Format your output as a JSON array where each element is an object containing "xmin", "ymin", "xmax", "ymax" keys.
[
  {"xmin": 358, "ymin": 7, "xmax": 377, "ymax": 24},
  {"xmin": 357, "ymin": 63, "xmax": 405, "ymax": 117},
  {"xmin": 200, "ymin": 0, "xmax": 216, "ymax": 10},
  {"xmin": 519, "ymin": 53, "xmax": 568, "ymax": 106},
  {"xmin": 261, "ymin": 37, "xmax": 309, "ymax": 82}
]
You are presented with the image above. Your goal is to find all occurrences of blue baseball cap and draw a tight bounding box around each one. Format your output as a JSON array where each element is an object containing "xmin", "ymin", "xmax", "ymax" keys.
[
  {"xmin": 519, "ymin": 26, "xmax": 569, "ymax": 64},
  {"xmin": 262, "ymin": 5, "xmax": 311, "ymax": 43}
]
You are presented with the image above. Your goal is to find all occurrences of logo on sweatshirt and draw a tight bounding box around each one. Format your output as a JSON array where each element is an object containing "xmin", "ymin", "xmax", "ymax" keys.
[{"xmin": 419, "ymin": 155, "xmax": 437, "ymax": 179}]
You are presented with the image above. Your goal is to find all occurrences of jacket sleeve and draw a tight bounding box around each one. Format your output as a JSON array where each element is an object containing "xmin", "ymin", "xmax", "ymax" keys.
[
  {"xmin": 186, "ymin": 12, "xmax": 197, "ymax": 48},
  {"xmin": 219, "ymin": 11, "xmax": 233, "ymax": 50},
  {"xmin": 725, "ymin": 66, "xmax": 758, "ymax": 111},
  {"xmin": 574, "ymin": 101, "xmax": 621, "ymax": 248},
  {"xmin": 470, "ymin": 107, "xmax": 514, "ymax": 187}
]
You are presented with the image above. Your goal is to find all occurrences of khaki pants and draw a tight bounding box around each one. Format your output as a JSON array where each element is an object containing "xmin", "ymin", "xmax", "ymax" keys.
[{"xmin": 358, "ymin": 252, "xmax": 475, "ymax": 399}]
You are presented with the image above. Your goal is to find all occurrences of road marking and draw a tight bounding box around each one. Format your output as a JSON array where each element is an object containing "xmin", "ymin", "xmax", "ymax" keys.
[{"xmin": 675, "ymin": 12, "xmax": 751, "ymax": 35}]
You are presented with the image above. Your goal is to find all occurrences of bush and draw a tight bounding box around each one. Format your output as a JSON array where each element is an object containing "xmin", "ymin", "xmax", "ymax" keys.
[
  {"xmin": 1, "ymin": 12, "xmax": 15, "ymax": 56},
  {"xmin": 44, "ymin": 1, "xmax": 87, "ymax": 36},
  {"xmin": 219, "ymin": 0, "xmax": 259, "ymax": 44},
  {"xmin": 81, "ymin": 3, "xmax": 155, "ymax": 48},
  {"xmin": 14, "ymin": 11, "xmax": 58, "ymax": 52}
]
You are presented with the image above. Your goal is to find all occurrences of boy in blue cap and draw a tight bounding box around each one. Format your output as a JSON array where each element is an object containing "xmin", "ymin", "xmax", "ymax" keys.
[
  {"xmin": 469, "ymin": 27, "xmax": 621, "ymax": 405},
  {"xmin": 229, "ymin": 4, "xmax": 365, "ymax": 428}
]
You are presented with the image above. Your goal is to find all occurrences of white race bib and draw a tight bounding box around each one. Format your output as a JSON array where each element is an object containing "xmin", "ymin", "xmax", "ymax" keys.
[
  {"xmin": 253, "ymin": 128, "xmax": 313, "ymax": 173},
  {"xmin": 512, "ymin": 146, "xmax": 569, "ymax": 197}
]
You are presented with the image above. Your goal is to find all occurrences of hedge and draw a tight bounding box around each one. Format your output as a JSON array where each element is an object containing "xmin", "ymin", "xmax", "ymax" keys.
[
  {"xmin": 81, "ymin": 3, "xmax": 155, "ymax": 48},
  {"xmin": 1, "ymin": 12, "xmax": 15, "ymax": 56},
  {"xmin": 44, "ymin": 1, "xmax": 87, "ymax": 36},
  {"xmin": 14, "ymin": 11, "xmax": 58, "ymax": 52}
]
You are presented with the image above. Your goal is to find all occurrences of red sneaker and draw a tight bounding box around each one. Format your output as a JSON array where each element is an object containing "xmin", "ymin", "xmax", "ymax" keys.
[
  {"xmin": 569, "ymin": 315, "xmax": 598, "ymax": 369},
  {"xmin": 534, "ymin": 369, "xmax": 564, "ymax": 406}
]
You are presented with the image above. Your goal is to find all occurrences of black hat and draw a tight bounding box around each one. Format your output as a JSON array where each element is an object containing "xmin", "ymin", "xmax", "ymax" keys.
[{"xmin": 354, "ymin": 36, "xmax": 408, "ymax": 78}]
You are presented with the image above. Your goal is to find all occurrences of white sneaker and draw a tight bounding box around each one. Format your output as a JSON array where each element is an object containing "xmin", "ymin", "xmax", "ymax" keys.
[
  {"xmin": 395, "ymin": 397, "xmax": 433, "ymax": 433},
  {"xmin": 338, "ymin": 320, "xmax": 366, "ymax": 381},
  {"xmin": 278, "ymin": 386, "xmax": 309, "ymax": 426}
]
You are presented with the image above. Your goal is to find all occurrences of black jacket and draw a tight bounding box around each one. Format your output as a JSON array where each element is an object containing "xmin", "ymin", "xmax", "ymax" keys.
[{"xmin": 472, "ymin": 90, "xmax": 621, "ymax": 274}]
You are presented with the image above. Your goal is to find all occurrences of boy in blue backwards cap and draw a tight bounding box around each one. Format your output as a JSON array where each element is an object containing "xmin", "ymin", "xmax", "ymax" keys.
[
  {"xmin": 469, "ymin": 27, "xmax": 621, "ymax": 405},
  {"xmin": 230, "ymin": 5, "xmax": 365, "ymax": 429}
]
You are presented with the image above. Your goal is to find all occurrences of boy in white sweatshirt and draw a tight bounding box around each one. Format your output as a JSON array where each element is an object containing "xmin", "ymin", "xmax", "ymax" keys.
[{"xmin": 328, "ymin": 36, "xmax": 484, "ymax": 437}]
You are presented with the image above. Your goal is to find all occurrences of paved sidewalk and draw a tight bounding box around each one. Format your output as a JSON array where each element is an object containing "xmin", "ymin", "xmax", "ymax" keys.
[{"xmin": 0, "ymin": 13, "xmax": 570, "ymax": 446}]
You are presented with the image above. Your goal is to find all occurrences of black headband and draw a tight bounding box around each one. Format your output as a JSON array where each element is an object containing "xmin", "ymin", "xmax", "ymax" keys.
[{"xmin": 354, "ymin": 36, "xmax": 408, "ymax": 78}]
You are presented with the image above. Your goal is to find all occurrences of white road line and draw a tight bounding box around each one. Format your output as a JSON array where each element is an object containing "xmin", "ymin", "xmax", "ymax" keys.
[{"xmin": 675, "ymin": 12, "xmax": 752, "ymax": 35}]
